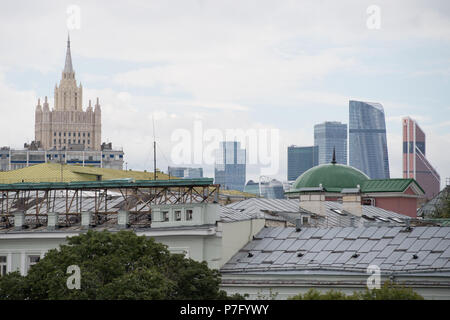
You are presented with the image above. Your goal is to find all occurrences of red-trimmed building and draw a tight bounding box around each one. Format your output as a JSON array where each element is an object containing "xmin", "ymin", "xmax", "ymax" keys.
[{"xmin": 287, "ymin": 153, "xmax": 425, "ymax": 218}]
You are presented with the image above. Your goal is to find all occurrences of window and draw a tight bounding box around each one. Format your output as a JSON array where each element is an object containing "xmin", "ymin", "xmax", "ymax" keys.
[
  {"xmin": 88, "ymin": 133, "xmax": 90, "ymax": 137},
  {"xmin": 68, "ymin": 132, "xmax": 71, "ymax": 137},
  {"xmin": 0, "ymin": 256, "xmax": 6, "ymax": 276},
  {"xmin": 162, "ymin": 211, "xmax": 169, "ymax": 222},
  {"xmin": 83, "ymin": 140, "xmax": 85, "ymax": 144},
  {"xmin": 78, "ymin": 132, "xmax": 80, "ymax": 137},
  {"xmin": 68, "ymin": 139, "xmax": 71, "ymax": 144},
  {"xmin": 64, "ymin": 139, "xmax": 66, "ymax": 143},
  {"xmin": 54, "ymin": 139, "xmax": 56, "ymax": 144},
  {"xmin": 175, "ymin": 210, "xmax": 181, "ymax": 221},
  {"xmin": 59, "ymin": 132, "xmax": 61, "ymax": 137},
  {"xmin": 64, "ymin": 132, "xmax": 66, "ymax": 137},
  {"xmin": 186, "ymin": 210, "xmax": 193, "ymax": 221},
  {"xmin": 88, "ymin": 140, "xmax": 90, "ymax": 145},
  {"xmin": 78, "ymin": 140, "xmax": 80, "ymax": 144},
  {"xmin": 54, "ymin": 132, "xmax": 56, "ymax": 136},
  {"xmin": 28, "ymin": 255, "xmax": 40, "ymax": 272},
  {"xmin": 83, "ymin": 133, "xmax": 85, "ymax": 137}
]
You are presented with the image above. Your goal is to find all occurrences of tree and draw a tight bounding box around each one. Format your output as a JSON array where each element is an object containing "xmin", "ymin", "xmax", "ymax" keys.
[
  {"xmin": 432, "ymin": 187, "xmax": 450, "ymax": 218},
  {"xmin": 288, "ymin": 282, "xmax": 424, "ymax": 300},
  {"xmin": 0, "ymin": 230, "xmax": 242, "ymax": 300}
]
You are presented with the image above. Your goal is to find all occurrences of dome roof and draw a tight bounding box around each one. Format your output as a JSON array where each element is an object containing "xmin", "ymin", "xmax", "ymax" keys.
[{"xmin": 291, "ymin": 163, "xmax": 369, "ymax": 192}]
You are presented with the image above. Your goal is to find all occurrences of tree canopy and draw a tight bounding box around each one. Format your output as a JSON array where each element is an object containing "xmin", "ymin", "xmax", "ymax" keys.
[
  {"xmin": 0, "ymin": 230, "xmax": 242, "ymax": 300},
  {"xmin": 288, "ymin": 282, "xmax": 424, "ymax": 300}
]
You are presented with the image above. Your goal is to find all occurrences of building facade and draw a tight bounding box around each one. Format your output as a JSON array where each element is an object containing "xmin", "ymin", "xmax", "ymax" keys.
[
  {"xmin": 215, "ymin": 141, "xmax": 246, "ymax": 191},
  {"xmin": 403, "ymin": 117, "xmax": 440, "ymax": 200},
  {"xmin": 314, "ymin": 121, "xmax": 347, "ymax": 165},
  {"xmin": 0, "ymin": 146, "xmax": 124, "ymax": 172},
  {"xmin": 349, "ymin": 100, "xmax": 390, "ymax": 179},
  {"xmin": 168, "ymin": 166, "xmax": 203, "ymax": 178},
  {"xmin": 34, "ymin": 36, "xmax": 101, "ymax": 151},
  {"xmin": 287, "ymin": 145, "xmax": 318, "ymax": 181}
]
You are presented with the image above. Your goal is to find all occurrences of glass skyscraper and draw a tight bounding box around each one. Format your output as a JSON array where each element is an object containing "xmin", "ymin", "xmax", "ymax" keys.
[
  {"xmin": 287, "ymin": 145, "xmax": 318, "ymax": 181},
  {"xmin": 314, "ymin": 121, "xmax": 347, "ymax": 165},
  {"xmin": 214, "ymin": 141, "xmax": 246, "ymax": 191},
  {"xmin": 349, "ymin": 100, "xmax": 390, "ymax": 179}
]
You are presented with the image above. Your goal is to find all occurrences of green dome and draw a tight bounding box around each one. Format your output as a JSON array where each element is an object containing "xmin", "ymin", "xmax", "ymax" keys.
[{"xmin": 291, "ymin": 163, "xmax": 369, "ymax": 192}]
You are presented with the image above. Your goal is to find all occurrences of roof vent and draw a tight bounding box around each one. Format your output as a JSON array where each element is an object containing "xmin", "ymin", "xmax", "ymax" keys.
[
  {"xmin": 297, "ymin": 252, "xmax": 304, "ymax": 257},
  {"xmin": 412, "ymin": 254, "xmax": 418, "ymax": 259},
  {"xmin": 247, "ymin": 252, "xmax": 254, "ymax": 258},
  {"xmin": 351, "ymin": 253, "xmax": 359, "ymax": 258}
]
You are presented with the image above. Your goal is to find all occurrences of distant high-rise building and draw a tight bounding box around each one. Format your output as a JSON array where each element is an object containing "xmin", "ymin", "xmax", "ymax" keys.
[
  {"xmin": 214, "ymin": 141, "xmax": 246, "ymax": 191},
  {"xmin": 35, "ymin": 36, "xmax": 101, "ymax": 151},
  {"xmin": 314, "ymin": 121, "xmax": 347, "ymax": 165},
  {"xmin": 168, "ymin": 166, "xmax": 203, "ymax": 179},
  {"xmin": 244, "ymin": 178, "xmax": 285, "ymax": 199},
  {"xmin": 403, "ymin": 117, "xmax": 440, "ymax": 200},
  {"xmin": 287, "ymin": 146, "xmax": 318, "ymax": 181},
  {"xmin": 349, "ymin": 100, "xmax": 390, "ymax": 179}
]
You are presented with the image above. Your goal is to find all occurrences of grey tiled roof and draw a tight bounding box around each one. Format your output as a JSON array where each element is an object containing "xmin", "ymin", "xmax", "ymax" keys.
[
  {"xmin": 225, "ymin": 198, "xmax": 410, "ymax": 227},
  {"xmin": 221, "ymin": 226, "xmax": 450, "ymax": 274},
  {"xmin": 220, "ymin": 206, "xmax": 252, "ymax": 222}
]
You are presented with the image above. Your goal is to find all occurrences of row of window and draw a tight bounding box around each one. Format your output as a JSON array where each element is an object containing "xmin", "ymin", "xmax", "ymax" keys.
[
  {"xmin": 54, "ymin": 139, "xmax": 90, "ymax": 145},
  {"xmin": 162, "ymin": 209, "xmax": 193, "ymax": 222},
  {"xmin": 54, "ymin": 132, "xmax": 90, "ymax": 138},
  {"xmin": 0, "ymin": 255, "xmax": 40, "ymax": 277}
]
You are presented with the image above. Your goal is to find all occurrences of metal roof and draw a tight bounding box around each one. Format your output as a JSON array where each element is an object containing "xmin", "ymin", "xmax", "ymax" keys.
[
  {"xmin": 361, "ymin": 178, "xmax": 425, "ymax": 194},
  {"xmin": 0, "ymin": 178, "xmax": 215, "ymax": 191},
  {"xmin": 225, "ymin": 198, "xmax": 410, "ymax": 228},
  {"xmin": 221, "ymin": 226, "xmax": 450, "ymax": 274}
]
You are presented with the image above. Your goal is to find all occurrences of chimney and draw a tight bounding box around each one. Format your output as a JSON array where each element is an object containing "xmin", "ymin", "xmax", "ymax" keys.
[
  {"xmin": 13, "ymin": 211, "xmax": 25, "ymax": 230},
  {"xmin": 299, "ymin": 194, "xmax": 326, "ymax": 216},
  {"xmin": 81, "ymin": 211, "xmax": 92, "ymax": 229},
  {"xmin": 47, "ymin": 212, "xmax": 59, "ymax": 230},
  {"xmin": 117, "ymin": 210, "xmax": 129, "ymax": 229},
  {"xmin": 342, "ymin": 195, "xmax": 362, "ymax": 217}
]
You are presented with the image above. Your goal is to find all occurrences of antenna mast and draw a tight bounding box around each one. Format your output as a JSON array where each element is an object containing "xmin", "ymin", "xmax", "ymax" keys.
[{"xmin": 153, "ymin": 114, "xmax": 157, "ymax": 180}]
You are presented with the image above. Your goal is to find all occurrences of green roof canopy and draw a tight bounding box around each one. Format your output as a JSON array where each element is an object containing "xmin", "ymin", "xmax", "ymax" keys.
[{"xmin": 290, "ymin": 163, "xmax": 369, "ymax": 193}]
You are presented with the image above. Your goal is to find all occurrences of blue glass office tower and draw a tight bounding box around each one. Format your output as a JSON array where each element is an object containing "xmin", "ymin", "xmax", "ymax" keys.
[
  {"xmin": 214, "ymin": 141, "xmax": 246, "ymax": 191},
  {"xmin": 314, "ymin": 121, "xmax": 347, "ymax": 165},
  {"xmin": 349, "ymin": 100, "xmax": 390, "ymax": 179},
  {"xmin": 287, "ymin": 145, "xmax": 319, "ymax": 181}
]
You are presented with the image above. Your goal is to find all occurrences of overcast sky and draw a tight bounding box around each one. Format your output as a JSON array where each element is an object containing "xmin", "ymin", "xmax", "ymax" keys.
[{"xmin": 0, "ymin": 0, "xmax": 449, "ymax": 186}]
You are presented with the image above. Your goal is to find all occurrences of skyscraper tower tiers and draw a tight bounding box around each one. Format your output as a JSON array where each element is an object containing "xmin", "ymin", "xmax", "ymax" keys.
[{"xmin": 34, "ymin": 35, "xmax": 101, "ymax": 151}]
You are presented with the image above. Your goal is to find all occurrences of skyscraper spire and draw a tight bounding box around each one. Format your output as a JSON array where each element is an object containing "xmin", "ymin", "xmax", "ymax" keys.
[
  {"xmin": 331, "ymin": 147, "xmax": 337, "ymax": 164},
  {"xmin": 64, "ymin": 33, "xmax": 74, "ymax": 73}
]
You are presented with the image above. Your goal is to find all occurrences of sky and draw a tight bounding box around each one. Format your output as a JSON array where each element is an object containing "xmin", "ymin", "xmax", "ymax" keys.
[{"xmin": 0, "ymin": 0, "xmax": 449, "ymax": 187}]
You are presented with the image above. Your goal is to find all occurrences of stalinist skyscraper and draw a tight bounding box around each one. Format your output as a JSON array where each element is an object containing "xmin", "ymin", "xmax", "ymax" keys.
[{"xmin": 34, "ymin": 36, "xmax": 101, "ymax": 151}]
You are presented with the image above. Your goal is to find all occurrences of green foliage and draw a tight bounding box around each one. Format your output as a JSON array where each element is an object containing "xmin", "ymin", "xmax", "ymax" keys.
[
  {"xmin": 0, "ymin": 230, "xmax": 241, "ymax": 300},
  {"xmin": 288, "ymin": 282, "xmax": 424, "ymax": 300},
  {"xmin": 433, "ymin": 187, "xmax": 450, "ymax": 218}
]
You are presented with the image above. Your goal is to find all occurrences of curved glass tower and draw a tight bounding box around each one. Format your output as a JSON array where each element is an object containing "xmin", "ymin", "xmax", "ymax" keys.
[{"xmin": 349, "ymin": 100, "xmax": 390, "ymax": 179}]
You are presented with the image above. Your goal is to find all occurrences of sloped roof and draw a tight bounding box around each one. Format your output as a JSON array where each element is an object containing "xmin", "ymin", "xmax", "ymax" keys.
[
  {"xmin": 225, "ymin": 198, "xmax": 409, "ymax": 227},
  {"xmin": 0, "ymin": 163, "xmax": 170, "ymax": 183},
  {"xmin": 361, "ymin": 178, "xmax": 425, "ymax": 194},
  {"xmin": 221, "ymin": 226, "xmax": 450, "ymax": 274}
]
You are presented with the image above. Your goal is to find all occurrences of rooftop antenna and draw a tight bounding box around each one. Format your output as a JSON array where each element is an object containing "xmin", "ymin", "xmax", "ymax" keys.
[{"xmin": 152, "ymin": 113, "xmax": 157, "ymax": 180}]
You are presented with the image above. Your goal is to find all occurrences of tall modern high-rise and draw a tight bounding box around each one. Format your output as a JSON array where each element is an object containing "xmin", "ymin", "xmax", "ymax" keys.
[
  {"xmin": 287, "ymin": 145, "xmax": 318, "ymax": 181},
  {"xmin": 349, "ymin": 100, "xmax": 390, "ymax": 179},
  {"xmin": 314, "ymin": 121, "xmax": 347, "ymax": 165},
  {"xmin": 214, "ymin": 141, "xmax": 246, "ymax": 191},
  {"xmin": 403, "ymin": 117, "xmax": 440, "ymax": 200}
]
